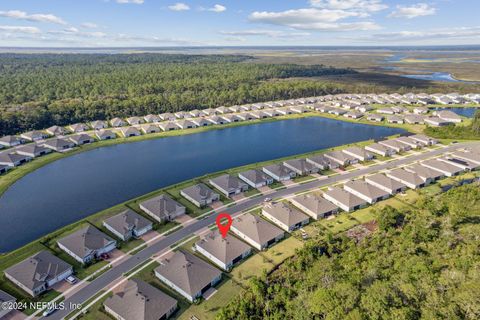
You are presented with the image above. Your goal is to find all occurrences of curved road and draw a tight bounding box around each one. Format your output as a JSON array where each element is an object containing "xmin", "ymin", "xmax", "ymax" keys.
[{"xmin": 45, "ymin": 141, "xmax": 477, "ymax": 320}]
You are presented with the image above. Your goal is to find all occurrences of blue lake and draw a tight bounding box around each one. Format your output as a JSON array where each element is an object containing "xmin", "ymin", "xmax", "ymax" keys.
[{"xmin": 0, "ymin": 117, "xmax": 405, "ymax": 252}]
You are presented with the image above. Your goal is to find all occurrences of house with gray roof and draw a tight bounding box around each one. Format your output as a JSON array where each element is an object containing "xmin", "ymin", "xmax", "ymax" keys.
[
  {"xmin": 230, "ymin": 213, "xmax": 284, "ymax": 250},
  {"xmin": 404, "ymin": 115, "xmax": 425, "ymax": 124},
  {"xmin": 377, "ymin": 107, "xmax": 395, "ymax": 115},
  {"xmin": 103, "ymin": 209, "xmax": 152, "ymax": 241},
  {"xmin": 57, "ymin": 225, "xmax": 117, "ymax": 264},
  {"xmin": 283, "ymin": 158, "xmax": 319, "ymax": 175},
  {"xmin": 126, "ymin": 117, "xmax": 144, "ymax": 125},
  {"xmin": 191, "ymin": 118, "xmax": 211, "ymax": 127},
  {"xmin": 262, "ymin": 164, "xmax": 296, "ymax": 181},
  {"xmin": 237, "ymin": 113, "xmax": 255, "ymax": 121},
  {"xmin": 365, "ymin": 173, "xmax": 406, "ymax": 195},
  {"xmin": 209, "ymin": 174, "xmax": 248, "ymax": 197},
  {"xmin": 396, "ymin": 136, "xmax": 424, "ymax": 149},
  {"xmin": 180, "ymin": 183, "xmax": 219, "ymax": 208},
  {"xmin": 195, "ymin": 230, "xmax": 252, "ymax": 271},
  {"xmin": 96, "ymin": 129, "xmax": 116, "ymax": 140},
  {"xmin": 367, "ymin": 114, "xmax": 384, "ymax": 122},
  {"xmin": 405, "ymin": 164, "xmax": 444, "ymax": 181},
  {"xmin": 90, "ymin": 120, "xmax": 108, "ymax": 130},
  {"xmin": 0, "ymin": 135, "xmax": 22, "ymax": 147},
  {"xmin": 139, "ymin": 124, "xmax": 160, "ymax": 134},
  {"xmin": 189, "ymin": 109, "xmax": 201, "ymax": 117},
  {"xmin": 46, "ymin": 125, "xmax": 67, "ymax": 136},
  {"xmin": 344, "ymin": 111, "xmax": 364, "ymax": 119},
  {"xmin": 365, "ymin": 143, "xmax": 396, "ymax": 157},
  {"xmin": 306, "ymin": 155, "xmax": 334, "ymax": 169},
  {"xmin": 69, "ymin": 123, "xmax": 89, "ymax": 133},
  {"xmin": 424, "ymin": 117, "xmax": 451, "ymax": 126},
  {"xmin": 158, "ymin": 122, "xmax": 177, "ymax": 131},
  {"xmin": 291, "ymin": 193, "xmax": 338, "ymax": 219},
  {"xmin": 439, "ymin": 156, "xmax": 479, "ymax": 171},
  {"xmin": 175, "ymin": 119, "xmax": 197, "ymax": 130},
  {"xmin": 16, "ymin": 144, "xmax": 51, "ymax": 158},
  {"xmin": 322, "ymin": 187, "xmax": 367, "ymax": 212},
  {"xmin": 154, "ymin": 250, "xmax": 222, "ymax": 302},
  {"xmin": 379, "ymin": 139, "xmax": 411, "ymax": 153},
  {"xmin": 325, "ymin": 150, "xmax": 358, "ymax": 166},
  {"xmin": 104, "ymin": 279, "xmax": 177, "ymax": 320},
  {"xmin": 436, "ymin": 110, "xmax": 462, "ymax": 123},
  {"xmin": 0, "ymin": 152, "xmax": 31, "ymax": 167},
  {"xmin": 0, "ymin": 289, "xmax": 16, "ymax": 318},
  {"xmin": 42, "ymin": 138, "xmax": 75, "ymax": 151},
  {"xmin": 387, "ymin": 115, "xmax": 404, "ymax": 124},
  {"xmin": 207, "ymin": 116, "xmax": 227, "ymax": 125},
  {"xmin": 174, "ymin": 111, "xmax": 186, "ymax": 119},
  {"xmin": 144, "ymin": 114, "xmax": 161, "ymax": 123},
  {"xmin": 386, "ymin": 168, "xmax": 429, "ymax": 189},
  {"xmin": 160, "ymin": 113, "xmax": 175, "ymax": 121},
  {"xmin": 238, "ymin": 169, "xmax": 274, "ymax": 188},
  {"xmin": 140, "ymin": 194, "xmax": 186, "ymax": 222},
  {"xmin": 69, "ymin": 134, "xmax": 94, "ymax": 145},
  {"xmin": 421, "ymin": 159, "xmax": 463, "ymax": 177},
  {"xmin": 20, "ymin": 130, "xmax": 48, "ymax": 142},
  {"xmin": 110, "ymin": 117, "xmax": 126, "ymax": 127},
  {"xmin": 120, "ymin": 126, "xmax": 141, "ymax": 137},
  {"xmin": 410, "ymin": 134, "xmax": 438, "ymax": 146},
  {"xmin": 262, "ymin": 201, "xmax": 309, "ymax": 231},
  {"xmin": 450, "ymin": 150, "xmax": 480, "ymax": 166},
  {"xmin": 343, "ymin": 180, "xmax": 390, "ymax": 204},
  {"xmin": 222, "ymin": 114, "xmax": 242, "ymax": 122},
  {"xmin": 4, "ymin": 250, "xmax": 73, "ymax": 297},
  {"xmin": 342, "ymin": 146, "xmax": 374, "ymax": 162}
]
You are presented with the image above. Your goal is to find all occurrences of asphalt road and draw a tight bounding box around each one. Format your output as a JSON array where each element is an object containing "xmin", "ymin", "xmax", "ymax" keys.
[{"xmin": 44, "ymin": 142, "xmax": 477, "ymax": 320}]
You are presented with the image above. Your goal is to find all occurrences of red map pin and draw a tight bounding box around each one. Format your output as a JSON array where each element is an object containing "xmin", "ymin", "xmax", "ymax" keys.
[{"xmin": 216, "ymin": 213, "xmax": 232, "ymax": 238}]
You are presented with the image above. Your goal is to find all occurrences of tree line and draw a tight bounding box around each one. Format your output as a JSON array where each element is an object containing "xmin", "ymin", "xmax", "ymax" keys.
[
  {"xmin": 0, "ymin": 53, "xmax": 354, "ymax": 135},
  {"xmin": 216, "ymin": 184, "xmax": 480, "ymax": 320}
]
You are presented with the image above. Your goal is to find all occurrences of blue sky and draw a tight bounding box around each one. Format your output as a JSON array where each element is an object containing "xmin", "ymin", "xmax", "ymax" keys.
[{"xmin": 0, "ymin": 0, "xmax": 478, "ymax": 46}]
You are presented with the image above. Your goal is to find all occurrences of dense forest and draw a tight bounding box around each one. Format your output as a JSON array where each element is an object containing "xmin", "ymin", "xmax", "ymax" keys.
[
  {"xmin": 0, "ymin": 53, "xmax": 353, "ymax": 135},
  {"xmin": 217, "ymin": 184, "xmax": 480, "ymax": 320},
  {"xmin": 425, "ymin": 110, "xmax": 480, "ymax": 140}
]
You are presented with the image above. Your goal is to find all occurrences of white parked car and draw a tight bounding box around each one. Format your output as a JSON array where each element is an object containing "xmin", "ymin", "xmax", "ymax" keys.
[{"xmin": 66, "ymin": 275, "xmax": 77, "ymax": 284}]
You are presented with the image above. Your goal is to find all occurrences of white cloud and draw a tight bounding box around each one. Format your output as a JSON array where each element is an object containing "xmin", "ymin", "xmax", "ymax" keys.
[
  {"xmin": 389, "ymin": 3, "xmax": 436, "ymax": 19},
  {"xmin": 0, "ymin": 10, "xmax": 66, "ymax": 25},
  {"xmin": 0, "ymin": 25, "xmax": 40, "ymax": 34},
  {"xmin": 220, "ymin": 29, "xmax": 310, "ymax": 39},
  {"xmin": 48, "ymin": 27, "xmax": 107, "ymax": 38},
  {"xmin": 81, "ymin": 22, "xmax": 98, "ymax": 29},
  {"xmin": 309, "ymin": 0, "xmax": 387, "ymax": 12},
  {"xmin": 208, "ymin": 4, "xmax": 226, "ymax": 13},
  {"xmin": 116, "ymin": 0, "xmax": 144, "ymax": 4},
  {"xmin": 249, "ymin": 8, "xmax": 380, "ymax": 31},
  {"xmin": 168, "ymin": 3, "xmax": 190, "ymax": 11}
]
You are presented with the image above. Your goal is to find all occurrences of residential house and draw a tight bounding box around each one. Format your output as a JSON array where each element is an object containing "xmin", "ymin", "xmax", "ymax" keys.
[
  {"xmin": 46, "ymin": 125, "xmax": 67, "ymax": 136},
  {"xmin": 180, "ymin": 183, "xmax": 220, "ymax": 208},
  {"xmin": 413, "ymin": 107, "xmax": 429, "ymax": 114},
  {"xmin": 343, "ymin": 111, "xmax": 364, "ymax": 119},
  {"xmin": 189, "ymin": 109, "xmax": 201, "ymax": 118},
  {"xmin": 435, "ymin": 110, "xmax": 462, "ymax": 123},
  {"xmin": 21, "ymin": 130, "xmax": 48, "ymax": 142},
  {"xmin": 367, "ymin": 114, "xmax": 384, "ymax": 122},
  {"xmin": 69, "ymin": 123, "xmax": 89, "ymax": 133},
  {"xmin": 140, "ymin": 194, "xmax": 186, "ymax": 222},
  {"xmin": 410, "ymin": 134, "xmax": 438, "ymax": 146},
  {"xmin": 160, "ymin": 113, "xmax": 176, "ymax": 121},
  {"xmin": 96, "ymin": 130, "xmax": 116, "ymax": 140},
  {"xmin": 439, "ymin": 156, "xmax": 480, "ymax": 171},
  {"xmin": 262, "ymin": 201, "xmax": 310, "ymax": 231},
  {"xmin": 144, "ymin": 114, "xmax": 161, "ymax": 123},
  {"xmin": 69, "ymin": 134, "xmax": 94, "ymax": 145},
  {"xmin": 323, "ymin": 187, "xmax": 367, "ymax": 212},
  {"xmin": 237, "ymin": 113, "xmax": 255, "ymax": 121},
  {"xmin": 386, "ymin": 168, "xmax": 429, "ymax": 189},
  {"xmin": 126, "ymin": 117, "xmax": 144, "ymax": 125},
  {"xmin": 404, "ymin": 115, "xmax": 425, "ymax": 124},
  {"xmin": 405, "ymin": 164, "xmax": 444, "ymax": 181},
  {"xmin": 158, "ymin": 122, "xmax": 177, "ymax": 131},
  {"xmin": 16, "ymin": 144, "xmax": 51, "ymax": 158},
  {"xmin": 387, "ymin": 115, "xmax": 404, "ymax": 124},
  {"xmin": 42, "ymin": 138, "xmax": 75, "ymax": 152},
  {"xmin": 120, "ymin": 127, "xmax": 141, "ymax": 137},
  {"xmin": 0, "ymin": 164, "xmax": 11, "ymax": 174},
  {"xmin": 424, "ymin": 117, "xmax": 451, "ymax": 126},
  {"xmin": 238, "ymin": 169, "xmax": 274, "ymax": 188},
  {"xmin": 57, "ymin": 225, "xmax": 117, "ymax": 264},
  {"xmin": 365, "ymin": 173, "xmax": 407, "ymax": 195},
  {"xmin": 450, "ymin": 150, "xmax": 480, "ymax": 166},
  {"xmin": 207, "ymin": 116, "xmax": 227, "ymax": 125},
  {"xmin": 0, "ymin": 135, "xmax": 22, "ymax": 147},
  {"xmin": 175, "ymin": 120, "xmax": 198, "ymax": 129},
  {"xmin": 174, "ymin": 111, "xmax": 186, "ymax": 119},
  {"xmin": 195, "ymin": 230, "xmax": 252, "ymax": 271},
  {"xmin": 290, "ymin": 193, "xmax": 338, "ymax": 219},
  {"xmin": 342, "ymin": 146, "xmax": 374, "ymax": 162},
  {"xmin": 379, "ymin": 139, "xmax": 411, "ymax": 153},
  {"xmin": 306, "ymin": 155, "xmax": 333, "ymax": 169},
  {"xmin": 343, "ymin": 180, "xmax": 390, "ymax": 204},
  {"xmin": 262, "ymin": 164, "xmax": 296, "ymax": 181},
  {"xmin": 110, "ymin": 118, "xmax": 126, "ymax": 127},
  {"xmin": 230, "ymin": 213, "xmax": 284, "ymax": 250},
  {"xmin": 283, "ymin": 158, "xmax": 319, "ymax": 175},
  {"xmin": 222, "ymin": 114, "xmax": 242, "ymax": 122},
  {"xmin": 377, "ymin": 107, "xmax": 395, "ymax": 115},
  {"xmin": 140, "ymin": 124, "xmax": 161, "ymax": 134},
  {"xmin": 325, "ymin": 150, "xmax": 358, "ymax": 166},
  {"xmin": 209, "ymin": 174, "xmax": 249, "ymax": 197},
  {"xmin": 154, "ymin": 250, "xmax": 222, "ymax": 302},
  {"xmin": 395, "ymin": 136, "xmax": 423, "ymax": 149},
  {"xmin": 104, "ymin": 279, "xmax": 177, "ymax": 320},
  {"xmin": 0, "ymin": 152, "xmax": 31, "ymax": 167},
  {"xmin": 103, "ymin": 209, "xmax": 152, "ymax": 241},
  {"xmin": 365, "ymin": 143, "xmax": 397, "ymax": 157},
  {"xmin": 421, "ymin": 159, "xmax": 463, "ymax": 177},
  {"xmin": 90, "ymin": 120, "xmax": 108, "ymax": 130},
  {"xmin": 192, "ymin": 118, "xmax": 211, "ymax": 127},
  {"xmin": 4, "ymin": 251, "xmax": 73, "ymax": 297}
]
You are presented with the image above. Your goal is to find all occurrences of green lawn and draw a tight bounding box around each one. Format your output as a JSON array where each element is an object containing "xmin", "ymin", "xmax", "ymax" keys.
[
  {"xmin": 293, "ymin": 175, "xmax": 315, "ymax": 183},
  {"xmin": 318, "ymin": 213, "xmax": 360, "ymax": 234}
]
